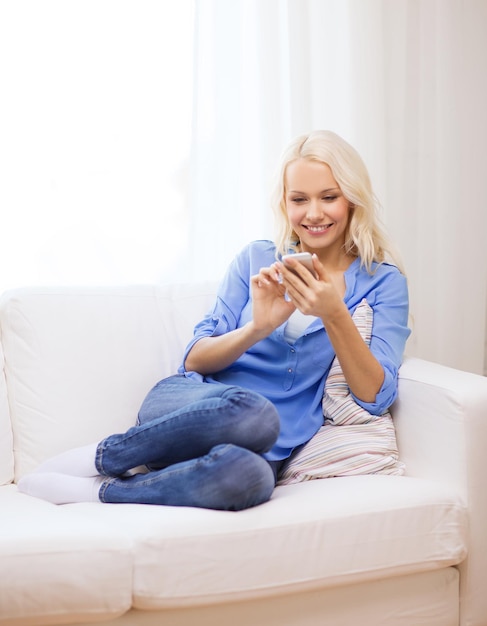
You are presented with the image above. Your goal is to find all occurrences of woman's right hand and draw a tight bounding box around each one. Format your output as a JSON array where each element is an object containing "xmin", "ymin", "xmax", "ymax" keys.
[
  {"xmin": 184, "ymin": 265, "xmax": 295, "ymax": 376},
  {"xmin": 250, "ymin": 264, "xmax": 296, "ymax": 335}
]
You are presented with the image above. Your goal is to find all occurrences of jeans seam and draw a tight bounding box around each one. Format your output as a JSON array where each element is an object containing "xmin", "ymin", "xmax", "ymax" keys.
[
  {"xmin": 98, "ymin": 477, "xmax": 113, "ymax": 502},
  {"xmin": 95, "ymin": 442, "xmax": 110, "ymax": 477}
]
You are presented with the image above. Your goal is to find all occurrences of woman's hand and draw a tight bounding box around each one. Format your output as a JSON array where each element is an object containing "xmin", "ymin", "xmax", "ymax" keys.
[
  {"xmin": 276, "ymin": 255, "xmax": 344, "ymax": 322},
  {"xmin": 250, "ymin": 265, "xmax": 296, "ymax": 335},
  {"xmin": 184, "ymin": 264, "xmax": 295, "ymax": 375},
  {"xmin": 278, "ymin": 254, "xmax": 384, "ymax": 403}
]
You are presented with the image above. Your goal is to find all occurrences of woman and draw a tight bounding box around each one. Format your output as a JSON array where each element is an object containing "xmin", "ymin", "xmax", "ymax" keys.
[{"xmin": 18, "ymin": 130, "xmax": 410, "ymax": 510}]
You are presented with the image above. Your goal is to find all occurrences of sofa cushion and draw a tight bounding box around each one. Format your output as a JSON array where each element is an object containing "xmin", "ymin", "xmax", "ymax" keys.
[
  {"xmin": 0, "ymin": 342, "xmax": 14, "ymax": 485},
  {"xmin": 0, "ymin": 286, "xmax": 177, "ymax": 479},
  {"xmin": 0, "ymin": 485, "xmax": 132, "ymax": 624},
  {"xmin": 69, "ymin": 474, "xmax": 467, "ymax": 609},
  {"xmin": 0, "ymin": 284, "xmax": 219, "ymax": 481}
]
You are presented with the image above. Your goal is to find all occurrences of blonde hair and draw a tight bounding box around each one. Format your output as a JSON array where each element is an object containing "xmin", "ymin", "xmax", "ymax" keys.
[{"xmin": 271, "ymin": 130, "xmax": 404, "ymax": 274}]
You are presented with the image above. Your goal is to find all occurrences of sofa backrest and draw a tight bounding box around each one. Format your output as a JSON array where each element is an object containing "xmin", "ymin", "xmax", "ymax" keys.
[
  {"xmin": 0, "ymin": 340, "xmax": 14, "ymax": 485},
  {"xmin": 0, "ymin": 283, "xmax": 218, "ymax": 481}
]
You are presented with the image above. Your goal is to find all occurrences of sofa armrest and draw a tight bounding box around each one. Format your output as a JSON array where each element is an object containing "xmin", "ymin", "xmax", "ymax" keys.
[
  {"xmin": 393, "ymin": 356, "xmax": 487, "ymax": 626},
  {"xmin": 393, "ymin": 356, "xmax": 487, "ymax": 491}
]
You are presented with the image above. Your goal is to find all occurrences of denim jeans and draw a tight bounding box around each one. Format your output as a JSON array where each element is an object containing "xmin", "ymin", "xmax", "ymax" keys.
[{"xmin": 96, "ymin": 375, "xmax": 280, "ymax": 511}]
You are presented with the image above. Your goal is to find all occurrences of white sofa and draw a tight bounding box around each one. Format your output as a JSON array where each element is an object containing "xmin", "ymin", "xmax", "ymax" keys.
[{"xmin": 1, "ymin": 283, "xmax": 486, "ymax": 626}]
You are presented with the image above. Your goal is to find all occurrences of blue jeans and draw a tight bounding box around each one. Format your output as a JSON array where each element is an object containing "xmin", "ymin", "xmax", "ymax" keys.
[{"xmin": 96, "ymin": 375, "xmax": 280, "ymax": 511}]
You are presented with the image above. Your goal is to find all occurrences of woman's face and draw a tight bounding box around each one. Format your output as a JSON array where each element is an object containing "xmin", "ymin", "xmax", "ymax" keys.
[{"xmin": 285, "ymin": 158, "xmax": 351, "ymax": 259}]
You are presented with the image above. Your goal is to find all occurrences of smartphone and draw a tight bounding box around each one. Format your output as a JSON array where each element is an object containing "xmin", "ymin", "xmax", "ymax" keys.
[{"xmin": 282, "ymin": 252, "xmax": 316, "ymax": 278}]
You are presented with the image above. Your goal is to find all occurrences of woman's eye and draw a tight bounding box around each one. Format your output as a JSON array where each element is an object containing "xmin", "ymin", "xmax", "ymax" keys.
[
  {"xmin": 323, "ymin": 195, "xmax": 338, "ymax": 202},
  {"xmin": 291, "ymin": 197, "xmax": 306, "ymax": 203}
]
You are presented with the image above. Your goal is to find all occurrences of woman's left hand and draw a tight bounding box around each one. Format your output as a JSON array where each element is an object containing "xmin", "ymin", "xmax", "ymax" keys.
[
  {"xmin": 276, "ymin": 254, "xmax": 345, "ymax": 322},
  {"xmin": 279, "ymin": 254, "xmax": 385, "ymax": 403}
]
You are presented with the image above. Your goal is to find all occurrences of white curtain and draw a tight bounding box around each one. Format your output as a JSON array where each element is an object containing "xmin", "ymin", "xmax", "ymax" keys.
[
  {"xmin": 189, "ymin": 0, "xmax": 487, "ymax": 375},
  {"xmin": 188, "ymin": 0, "xmax": 356, "ymax": 282},
  {"xmin": 1, "ymin": 1, "xmax": 485, "ymax": 375}
]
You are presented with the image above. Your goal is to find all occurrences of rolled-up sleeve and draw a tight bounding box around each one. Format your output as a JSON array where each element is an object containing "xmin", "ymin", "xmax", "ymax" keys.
[
  {"xmin": 350, "ymin": 268, "xmax": 411, "ymax": 415},
  {"xmin": 179, "ymin": 301, "xmax": 238, "ymax": 373}
]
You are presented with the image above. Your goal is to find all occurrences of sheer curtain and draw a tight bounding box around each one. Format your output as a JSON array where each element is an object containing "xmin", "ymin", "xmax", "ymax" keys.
[
  {"xmin": 188, "ymin": 0, "xmax": 356, "ymax": 283},
  {"xmin": 1, "ymin": 1, "xmax": 485, "ymax": 374},
  {"xmin": 189, "ymin": 0, "xmax": 487, "ymax": 375}
]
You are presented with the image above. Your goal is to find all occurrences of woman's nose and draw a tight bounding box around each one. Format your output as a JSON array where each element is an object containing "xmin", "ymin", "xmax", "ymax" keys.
[{"xmin": 306, "ymin": 199, "xmax": 323, "ymax": 220}]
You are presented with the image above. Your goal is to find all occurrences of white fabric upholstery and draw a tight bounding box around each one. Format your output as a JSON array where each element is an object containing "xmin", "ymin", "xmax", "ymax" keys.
[
  {"xmin": 68, "ymin": 476, "xmax": 466, "ymax": 609},
  {"xmin": 0, "ymin": 485, "xmax": 132, "ymax": 624},
  {"xmin": 0, "ymin": 286, "xmax": 174, "ymax": 478},
  {"xmin": 393, "ymin": 357, "xmax": 487, "ymax": 626},
  {"xmin": 0, "ymin": 283, "xmax": 218, "ymax": 481},
  {"xmin": 71, "ymin": 569, "xmax": 460, "ymax": 626},
  {"xmin": 0, "ymin": 284, "xmax": 486, "ymax": 626},
  {"xmin": 0, "ymin": 342, "xmax": 13, "ymax": 485}
]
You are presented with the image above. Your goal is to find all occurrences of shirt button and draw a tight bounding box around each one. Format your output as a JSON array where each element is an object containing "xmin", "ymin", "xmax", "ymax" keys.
[
  {"xmin": 291, "ymin": 348, "xmax": 295, "ymax": 353},
  {"xmin": 288, "ymin": 368, "xmax": 293, "ymax": 373}
]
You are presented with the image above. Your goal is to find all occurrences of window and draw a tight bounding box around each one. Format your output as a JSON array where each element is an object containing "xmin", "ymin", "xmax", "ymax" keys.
[{"xmin": 0, "ymin": 0, "xmax": 194, "ymax": 288}]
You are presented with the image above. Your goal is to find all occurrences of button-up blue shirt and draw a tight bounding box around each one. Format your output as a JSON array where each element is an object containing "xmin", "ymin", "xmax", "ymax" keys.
[{"xmin": 179, "ymin": 240, "xmax": 410, "ymax": 461}]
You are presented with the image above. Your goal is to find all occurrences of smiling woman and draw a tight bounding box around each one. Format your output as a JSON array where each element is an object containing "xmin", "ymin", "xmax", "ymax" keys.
[
  {"xmin": 284, "ymin": 159, "xmax": 351, "ymax": 267},
  {"xmin": 0, "ymin": 0, "xmax": 194, "ymax": 290},
  {"xmin": 18, "ymin": 129, "xmax": 410, "ymax": 510},
  {"xmin": 273, "ymin": 131, "xmax": 402, "ymax": 276}
]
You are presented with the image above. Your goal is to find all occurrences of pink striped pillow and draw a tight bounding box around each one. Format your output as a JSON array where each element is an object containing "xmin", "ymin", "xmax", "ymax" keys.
[{"xmin": 278, "ymin": 299, "xmax": 404, "ymax": 486}]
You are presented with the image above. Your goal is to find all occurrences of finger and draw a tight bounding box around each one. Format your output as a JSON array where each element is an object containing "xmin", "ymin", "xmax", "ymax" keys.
[
  {"xmin": 251, "ymin": 273, "xmax": 270, "ymax": 287},
  {"xmin": 267, "ymin": 263, "xmax": 283, "ymax": 283},
  {"xmin": 280, "ymin": 276, "xmax": 309, "ymax": 306},
  {"xmin": 311, "ymin": 254, "xmax": 328, "ymax": 281},
  {"xmin": 278, "ymin": 260, "xmax": 314, "ymax": 286}
]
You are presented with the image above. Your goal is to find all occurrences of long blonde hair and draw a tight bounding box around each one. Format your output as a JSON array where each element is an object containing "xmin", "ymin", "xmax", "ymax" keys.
[{"xmin": 271, "ymin": 130, "xmax": 404, "ymax": 274}]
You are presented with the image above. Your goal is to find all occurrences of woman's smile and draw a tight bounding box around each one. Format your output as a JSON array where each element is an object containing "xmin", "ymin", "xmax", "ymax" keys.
[{"xmin": 303, "ymin": 223, "xmax": 334, "ymax": 235}]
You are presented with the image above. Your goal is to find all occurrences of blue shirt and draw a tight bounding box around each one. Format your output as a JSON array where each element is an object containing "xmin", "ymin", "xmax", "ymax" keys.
[{"xmin": 179, "ymin": 240, "xmax": 411, "ymax": 461}]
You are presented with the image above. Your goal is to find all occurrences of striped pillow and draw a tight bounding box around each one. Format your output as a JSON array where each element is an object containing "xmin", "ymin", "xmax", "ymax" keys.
[{"xmin": 277, "ymin": 299, "xmax": 404, "ymax": 486}]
